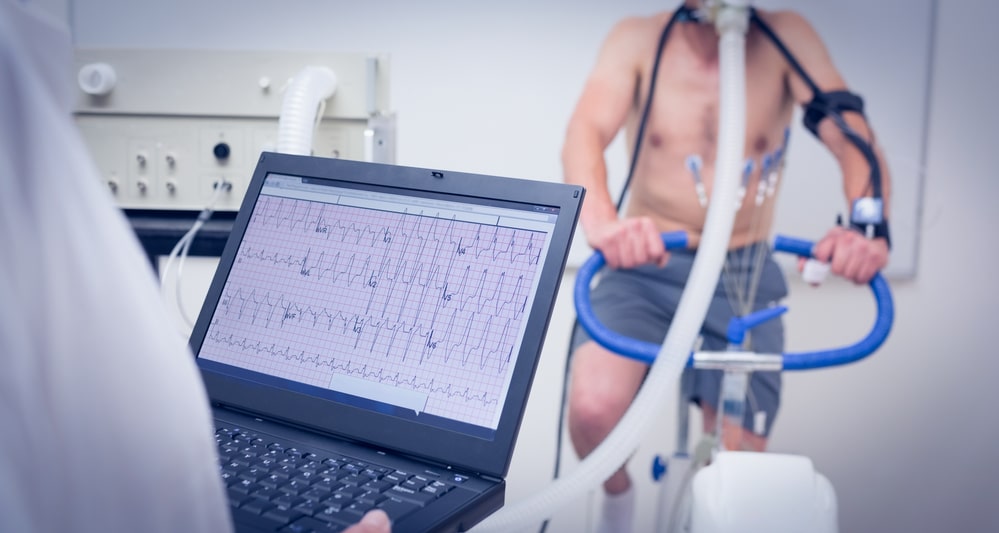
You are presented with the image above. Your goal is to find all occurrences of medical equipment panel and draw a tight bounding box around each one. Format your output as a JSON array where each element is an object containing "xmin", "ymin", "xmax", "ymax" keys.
[{"xmin": 73, "ymin": 49, "xmax": 395, "ymax": 212}]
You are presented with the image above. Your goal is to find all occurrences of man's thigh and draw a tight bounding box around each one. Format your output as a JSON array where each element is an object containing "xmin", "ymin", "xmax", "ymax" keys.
[{"xmin": 570, "ymin": 264, "xmax": 686, "ymax": 355}]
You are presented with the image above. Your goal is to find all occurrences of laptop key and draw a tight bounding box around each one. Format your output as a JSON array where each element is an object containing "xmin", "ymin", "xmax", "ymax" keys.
[
  {"xmin": 220, "ymin": 470, "xmax": 238, "ymax": 485},
  {"xmin": 233, "ymin": 507, "xmax": 290, "ymax": 532},
  {"xmin": 229, "ymin": 479, "xmax": 254, "ymax": 495},
  {"xmin": 360, "ymin": 479, "xmax": 393, "ymax": 493},
  {"xmin": 383, "ymin": 471, "xmax": 407, "ymax": 484},
  {"xmin": 312, "ymin": 506, "xmax": 356, "ymax": 527},
  {"xmin": 386, "ymin": 485, "xmax": 436, "ymax": 506},
  {"xmin": 300, "ymin": 487, "xmax": 332, "ymax": 502},
  {"xmin": 333, "ymin": 486, "xmax": 365, "ymax": 499},
  {"xmin": 227, "ymin": 488, "xmax": 252, "ymax": 508},
  {"xmin": 293, "ymin": 471, "xmax": 317, "ymax": 485},
  {"xmin": 292, "ymin": 499, "xmax": 324, "ymax": 516},
  {"xmin": 272, "ymin": 494, "xmax": 306, "ymax": 511},
  {"xmin": 255, "ymin": 457, "xmax": 279, "ymax": 469},
  {"xmin": 284, "ymin": 516, "xmax": 346, "ymax": 533},
  {"xmin": 422, "ymin": 481, "xmax": 452, "ymax": 497},
  {"xmin": 249, "ymin": 487, "xmax": 281, "ymax": 502},
  {"xmin": 262, "ymin": 507, "xmax": 304, "ymax": 526},
  {"xmin": 346, "ymin": 473, "xmax": 367, "ymax": 486},
  {"xmin": 240, "ymin": 499, "xmax": 274, "ymax": 516},
  {"xmin": 279, "ymin": 479, "xmax": 311, "ymax": 496},
  {"xmin": 299, "ymin": 461, "xmax": 322, "ymax": 473},
  {"xmin": 238, "ymin": 470, "xmax": 266, "ymax": 483},
  {"xmin": 310, "ymin": 475, "xmax": 337, "ymax": 487},
  {"xmin": 242, "ymin": 444, "xmax": 268, "ymax": 456},
  {"xmin": 355, "ymin": 491, "xmax": 386, "ymax": 507},
  {"xmin": 259, "ymin": 475, "xmax": 284, "ymax": 490},
  {"xmin": 401, "ymin": 478, "xmax": 427, "ymax": 491},
  {"xmin": 342, "ymin": 502, "xmax": 372, "ymax": 519},
  {"xmin": 376, "ymin": 497, "xmax": 420, "ymax": 521},
  {"xmin": 321, "ymin": 492, "xmax": 353, "ymax": 509}
]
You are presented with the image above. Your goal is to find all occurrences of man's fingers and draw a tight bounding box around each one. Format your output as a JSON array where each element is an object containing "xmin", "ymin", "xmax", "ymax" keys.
[
  {"xmin": 855, "ymin": 263, "xmax": 877, "ymax": 284},
  {"xmin": 812, "ymin": 229, "xmax": 839, "ymax": 263},
  {"xmin": 594, "ymin": 218, "xmax": 672, "ymax": 270},
  {"xmin": 657, "ymin": 251, "xmax": 671, "ymax": 268},
  {"xmin": 618, "ymin": 219, "xmax": 648, "ymax": 268},
  {"xmin": 603, "ymin": 244, "xmax": 621, "ymax": 269},
  {"xmin": 643, "ymin": 220, "xmax": 667, "ymax": 267},
  {"xmin": 807, "ymin": 226, "xmax": 888, "ymax": 285}
]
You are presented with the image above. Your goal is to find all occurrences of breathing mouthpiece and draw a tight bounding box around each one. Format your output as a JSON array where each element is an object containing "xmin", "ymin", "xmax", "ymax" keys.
[{"xmin": 695, "ymin": 0, "xmax": 752, "ymax": 34}]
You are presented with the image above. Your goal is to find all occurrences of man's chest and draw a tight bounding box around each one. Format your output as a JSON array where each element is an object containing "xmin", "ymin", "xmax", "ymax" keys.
[{"xmin": 635, "ymin": 45, "xmax": 794, "ymax": 153}]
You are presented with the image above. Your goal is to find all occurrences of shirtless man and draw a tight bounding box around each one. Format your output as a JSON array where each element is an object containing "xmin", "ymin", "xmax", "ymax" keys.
[{"xmin": 562, "ymin": 2, "xmax": 891, "ymax": 531}]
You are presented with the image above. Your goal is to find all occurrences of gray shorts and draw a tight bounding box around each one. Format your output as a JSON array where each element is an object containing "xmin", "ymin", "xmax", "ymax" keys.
[{"xmin": 571, "ymin": 243, "xmax": 789, "ymax": 436}]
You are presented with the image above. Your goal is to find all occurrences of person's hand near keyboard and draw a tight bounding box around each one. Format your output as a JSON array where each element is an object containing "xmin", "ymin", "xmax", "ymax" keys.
[{"xmin": 344, "ymin": 510, "xmax": 391, "ymax": 533}]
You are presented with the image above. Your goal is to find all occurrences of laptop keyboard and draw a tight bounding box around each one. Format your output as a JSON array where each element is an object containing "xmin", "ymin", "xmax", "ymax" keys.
[{"xmin": 215, "ymin": 424, "xmax": 461, "ymax": 532}]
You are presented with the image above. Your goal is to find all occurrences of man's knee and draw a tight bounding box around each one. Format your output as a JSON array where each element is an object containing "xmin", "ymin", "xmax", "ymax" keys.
[
  {"xmin": 568, "ymin": 385, "xmax": 630, "ymax": 440},
  {"xmin": 568, "ymin": 342, "xmax": 646, "ymax": 440}
]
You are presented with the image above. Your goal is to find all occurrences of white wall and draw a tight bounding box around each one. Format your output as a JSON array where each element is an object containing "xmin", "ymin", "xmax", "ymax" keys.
[
  {"xmin": 68, "ymin": 0, "xmax": 999, "ymax": 531},
  {"xmin": 769, "ymin": 2, "xmax": 999, "ymax": 531}
]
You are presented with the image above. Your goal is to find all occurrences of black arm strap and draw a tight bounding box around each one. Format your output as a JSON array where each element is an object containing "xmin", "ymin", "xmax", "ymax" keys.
[
  {"xmin": 803, "ymin": 89, "xmax": 865, "ymax": 137},
  {"xmin": 749, "ymin": 8, "xmax": 887, "ymax": 215},
  {"xmin": 748, "ymin": 9, "xmax": 869, "ymax": 138}
]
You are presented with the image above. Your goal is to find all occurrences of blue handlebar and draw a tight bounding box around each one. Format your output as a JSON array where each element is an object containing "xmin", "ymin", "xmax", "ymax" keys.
[
  {"xmin": 773, "ymin": 235, "xmax": 894, "ymax": 369},
  {"xmin": 772, "ymin": 235, "xmax": 813, "ymax": 258},
  {"xmin": 574, "ymin": 233, "xmax": 894, "ymax": 371},
  {"xmin": 573, "ymin": 231, "xmax": 688, "ymax": 363}
]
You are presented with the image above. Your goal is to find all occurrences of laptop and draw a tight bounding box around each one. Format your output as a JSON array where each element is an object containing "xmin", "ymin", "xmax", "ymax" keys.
[{"xmin": 189, "ymin": 152, "xmax": 584, "ymax": 532}]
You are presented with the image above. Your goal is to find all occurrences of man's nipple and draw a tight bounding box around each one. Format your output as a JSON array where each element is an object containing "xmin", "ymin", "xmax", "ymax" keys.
[{"xmin": 752, "ymin": 135, "xmax": 768, "ymax": 153}]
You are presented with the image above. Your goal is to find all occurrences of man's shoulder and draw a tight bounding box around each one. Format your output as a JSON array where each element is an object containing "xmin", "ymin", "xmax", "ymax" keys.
[
  {"xmin": 608, "ymin": 11, "xmax": 674, "ymax": 42},
  {"xmin": 753, "ymin": 9, "xmax": 823, "ymax": 46},
  {"xmin": 602, "ymin": 11, "xmax": 674, "ymax": 56}
]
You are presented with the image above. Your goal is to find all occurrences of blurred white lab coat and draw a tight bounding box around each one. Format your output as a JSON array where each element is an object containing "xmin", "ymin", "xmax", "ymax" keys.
[{"xmin": 0, "ymin": 2, "xmax": 232, "ymax": 531}]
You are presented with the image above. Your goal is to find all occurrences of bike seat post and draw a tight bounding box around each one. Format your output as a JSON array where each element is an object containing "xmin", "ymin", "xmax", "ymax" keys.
[
  {"xmin": 717, "ymin": 367, "xmax": 750, "ymax": 451},
  {"xmin": 677, "ymin": 373, "xmax": 693, "ymax": 456}
]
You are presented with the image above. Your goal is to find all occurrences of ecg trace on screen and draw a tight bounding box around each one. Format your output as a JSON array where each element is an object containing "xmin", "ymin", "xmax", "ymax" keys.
[{"xmin": 200, "ymin": 191, "xmax": 553, "ymax": 429}]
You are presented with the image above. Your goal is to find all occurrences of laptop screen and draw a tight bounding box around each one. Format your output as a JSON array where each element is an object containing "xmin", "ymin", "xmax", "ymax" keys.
[
  {"xmin": 198, "ymin": 172, "xmax": 558, "ymax": 440},
  {"xmin": 192, "ymin": 153, "xmax": 582, "ymax": 477}
]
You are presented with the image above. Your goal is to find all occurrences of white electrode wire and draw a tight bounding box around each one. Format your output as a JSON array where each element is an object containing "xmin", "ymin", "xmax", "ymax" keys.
[
  {"xmin": 744, "ymin": 140, "xmax": 790, "ymax": 317},
  {"xmin": 472, "ymin": 8, "xmax": 749, "ymax": 531},
  {"xmin": 174, "ymin": 227, "xmax": 197, "ymax": 327},
  {"xmin": 724, "ymin": 139, "xmax": 785, "ymax": 322},
  {"xmin": 161, "ymin": 222, "xmax": 201, "ymax": 332},
  {"xmin": 743, "ymin": 180, "xmax": 779, "ymax": 317},
  {"xmin": 160, "ymin": 182, "xmax": 227, "ymax": 333},
  {"xmin": 722, "ymin": 249, "xmax": 748, "ymax": 317},
  {"xmin": 730, "ymin": 186, "xmax": 771, "ymax": 320}
]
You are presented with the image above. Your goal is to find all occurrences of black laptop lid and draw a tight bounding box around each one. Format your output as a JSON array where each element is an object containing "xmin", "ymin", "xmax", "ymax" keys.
[{"xmin": 190, "ymin": 153, "xmax": 582, "ymax": 478}]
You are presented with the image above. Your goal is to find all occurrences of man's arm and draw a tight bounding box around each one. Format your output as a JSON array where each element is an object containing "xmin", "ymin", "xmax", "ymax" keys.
[
  {"xmin": 562, "ymin": 16, "xmax": 669, "ymax": 269},
  {"xmin": 773, "ymin": 11, "xmax": 892, "ymax": 283}
]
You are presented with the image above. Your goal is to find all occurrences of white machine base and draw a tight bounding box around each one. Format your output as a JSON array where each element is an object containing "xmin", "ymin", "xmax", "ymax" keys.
[{"xmin": 684, "ymin": 451, "xmax": 838, "ymax": 533}]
